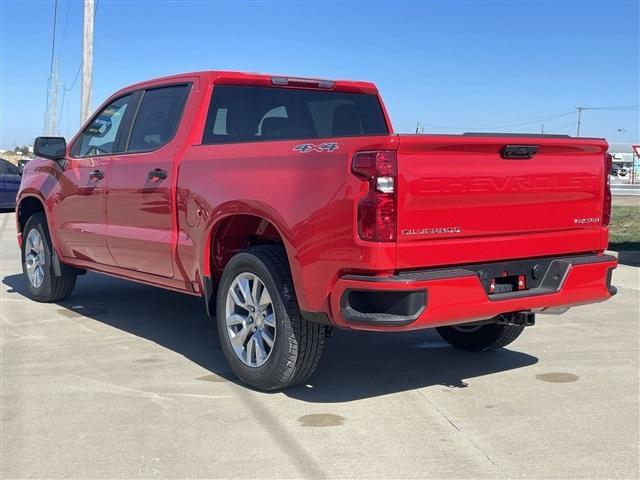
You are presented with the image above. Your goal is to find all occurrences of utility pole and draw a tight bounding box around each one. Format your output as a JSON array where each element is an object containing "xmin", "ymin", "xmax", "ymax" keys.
[
  {"xmin": 541, "ymin": 123, "xmax": 544, "ymax": 134},
  {"xmin": 81, "ymin": 0, "xmax": 94, "ymax": 125},
  {"xmin": 50, "ymin": 59, "xmax": 59, "ymax": 135},
  {"xmin": 44, "ymin": 58, "xmax": 59, "ymax": 135},
  {"xmin": 415, "ymin": 121, "xmax": 420, "ymax": 134},
  {"xmin": 576, "ymin": 106, "xmax": 583, "ymax": 137},
  {"xmin": 44, "ymin": 74, "xmax": 54, "ymax": 135}
]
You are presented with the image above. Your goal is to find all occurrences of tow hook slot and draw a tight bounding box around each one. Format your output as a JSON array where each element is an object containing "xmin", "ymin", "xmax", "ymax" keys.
[{"xmin": 497, "ymin": 312, "xmax": 536, "ymax": 327}]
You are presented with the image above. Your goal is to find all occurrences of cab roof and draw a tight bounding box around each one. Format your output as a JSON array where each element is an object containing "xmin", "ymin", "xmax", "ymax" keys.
[{"xmin": 115, "ymin": 70, "xmax": 380, "ymax": 96}]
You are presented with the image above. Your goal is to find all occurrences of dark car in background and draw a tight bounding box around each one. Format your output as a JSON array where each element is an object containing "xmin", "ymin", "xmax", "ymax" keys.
[
  {"xmin": 17, "ymin": 158, "xmax": 31, "ymax": 174},
  {"xmin": 0, "ymin": 158, "xmax": 21, "ymax": 209}
]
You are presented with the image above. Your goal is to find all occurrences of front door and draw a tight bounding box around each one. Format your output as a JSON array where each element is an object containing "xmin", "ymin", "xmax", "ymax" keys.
[
  {"xmin": 105, "ymin": 84, "xmax": 190, "ymax": 278},
  {"xmin": 56, "ymin": 93, "xmax": 133, "ymax": 265}
]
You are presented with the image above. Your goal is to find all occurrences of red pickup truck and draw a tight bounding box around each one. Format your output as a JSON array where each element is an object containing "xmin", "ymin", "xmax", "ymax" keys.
[{"xmin": 18, "ymin": 71, "xmax": 617, "ymax": 390}]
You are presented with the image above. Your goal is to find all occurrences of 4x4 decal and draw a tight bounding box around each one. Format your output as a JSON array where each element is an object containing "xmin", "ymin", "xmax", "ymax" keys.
[{"xmin": 293, "ymin": 142, "xmax": 339, "ymax": 153}]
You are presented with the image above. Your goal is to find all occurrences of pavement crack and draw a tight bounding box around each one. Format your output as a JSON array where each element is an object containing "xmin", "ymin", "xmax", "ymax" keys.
[
  {"xmin": 362, "ymin": 335, "xmax": 511, "ymax": 480},
  {"xmin": 414, "ymin": 388, "xmax": 511, "ymax": 480},
  {"xmin": 230, "ymin": 384, "xmax": 327, "ymax": 479},
  {"xmin": 71, "ymin": 375, "xmax": 173, "ymax": 409},
  {"xmin": 617, "ymin": 285, "xmax": 640, "ymax": 293}
]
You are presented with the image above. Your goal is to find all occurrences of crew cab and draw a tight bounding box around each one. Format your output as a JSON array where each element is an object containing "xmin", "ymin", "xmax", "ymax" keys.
[{"xmin": 18, "ymin": 71, "xmax": 617, "ymax": 390}]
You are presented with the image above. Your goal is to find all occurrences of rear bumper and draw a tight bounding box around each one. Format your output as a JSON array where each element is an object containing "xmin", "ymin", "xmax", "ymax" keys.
[{"xmin": 329, "ymin": 254, "xmax": 618, "ymax": 331}]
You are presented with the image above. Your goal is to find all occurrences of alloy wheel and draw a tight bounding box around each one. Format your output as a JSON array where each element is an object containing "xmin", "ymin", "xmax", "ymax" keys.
[
  {"xmin": 25, "ymin": 229, "xmax": 46, "ymax": 289},
  {"xmin": 225, "ymin": 272, "xmax": 277, "ymax": 367}
]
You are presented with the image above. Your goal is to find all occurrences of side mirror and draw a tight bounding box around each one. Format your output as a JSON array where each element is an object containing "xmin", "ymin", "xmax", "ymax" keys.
[{"xmin": 34, "ymin": 136, "xmax": 67, "ymax": 161}]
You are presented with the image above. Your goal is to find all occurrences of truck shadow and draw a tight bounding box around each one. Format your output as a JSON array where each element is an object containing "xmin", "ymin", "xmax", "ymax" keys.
[{"xmin": 3, "ymin": 272, "xmax": 538, "ymax": 403}]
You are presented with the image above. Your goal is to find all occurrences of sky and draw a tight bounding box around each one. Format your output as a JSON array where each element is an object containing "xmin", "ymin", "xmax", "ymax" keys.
[{"xmin": 1, "ymin": 0, "xmax": 638, "ymax": 149}]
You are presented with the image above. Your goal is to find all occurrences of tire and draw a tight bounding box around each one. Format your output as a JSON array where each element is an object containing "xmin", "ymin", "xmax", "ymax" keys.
[
  {"xmin": 216, "ymin": 245, "xmax": 326, "ymax": 391},
  {"xmin": 436, "ymin": 321, "xmax": 524, "ymax": 352},
  {"xmin": 21, "ymin": 213, "xmax": 76, "ymax": 302}
]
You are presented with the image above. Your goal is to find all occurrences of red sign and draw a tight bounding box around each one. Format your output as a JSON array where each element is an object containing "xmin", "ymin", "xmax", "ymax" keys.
[{"xmin": 633, "ymin": 145, "xmax": 640, "ymax": 157}]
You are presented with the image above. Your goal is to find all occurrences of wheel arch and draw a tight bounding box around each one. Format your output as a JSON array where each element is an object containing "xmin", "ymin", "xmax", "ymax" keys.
[
  {"xmin": 199, "ymin": 204, "xmax": 306, "ymax": 316},
  {"xmin": 17, "ymin": 194, "xmax": 75, "ymax": 277},
  {"xmin": 206, "ymin": 212, "xmax": 291, "ymax": 282},
  {"xmin": 16, "ymin": 195, "xmax": 48, "ymax": 236}
]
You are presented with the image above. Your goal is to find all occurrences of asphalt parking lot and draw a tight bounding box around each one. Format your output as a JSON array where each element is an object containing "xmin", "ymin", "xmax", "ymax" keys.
[{"xmin": 1, "ymin": 211, "xmax": 638, "ymax": 479}]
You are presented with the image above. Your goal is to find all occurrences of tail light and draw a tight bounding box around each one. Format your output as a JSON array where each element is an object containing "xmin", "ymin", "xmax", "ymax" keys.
[
  {"xmin": 603, "ymin": 153, "xmax": 612, "ymax": 226},
  {"xmin": 352, "ymin": 151, "xmax": 397, "ymax": 241}
]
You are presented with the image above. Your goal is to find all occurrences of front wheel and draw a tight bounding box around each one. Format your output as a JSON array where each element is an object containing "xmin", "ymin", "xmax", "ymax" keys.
[
  {"xmin": 21, "ymin": 213, "xmax": 76, "ymax": 302},
  {"xmin": 436, "ymin": 321, "xmax": 524, "ymax": 352},
  {"xmin": 216, "ymin": 246, "xmax": 326, "ymax": 391}
]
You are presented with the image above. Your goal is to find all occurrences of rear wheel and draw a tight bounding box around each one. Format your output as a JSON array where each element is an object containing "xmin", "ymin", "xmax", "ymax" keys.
[
  {"xmin": 216, "ymin": 246, "xmax": 326, "ymax": 390},
  {"xmin": 21, "ymin": 213, "xmax": 76, "ymax": 302},
  {"xmin": 436, "ymin": 321, "xmax": 524, "ymax": 352}
]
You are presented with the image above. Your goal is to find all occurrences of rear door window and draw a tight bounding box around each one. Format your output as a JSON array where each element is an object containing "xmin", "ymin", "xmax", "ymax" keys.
[
  {"xmin": 127, "ymin": 84, "xmax": 190, "ymax": 152},
  {"xmin": 202, "ymin": 85, "xmax": 388, "ymax": 144}
]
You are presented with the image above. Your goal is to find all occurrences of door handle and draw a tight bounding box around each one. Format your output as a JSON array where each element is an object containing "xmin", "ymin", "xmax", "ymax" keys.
[
  {"xmin": 148, "ymin": 168, "xmax": 168, "ymax": 182},
  {"xmin": 89, "ymin": 169, "xmax": 104, "ymax": 180}
]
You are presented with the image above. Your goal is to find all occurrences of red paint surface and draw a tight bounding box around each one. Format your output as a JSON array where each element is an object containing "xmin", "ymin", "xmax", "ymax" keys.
[
  {"xmin": 17, "ymin": 71, "xmax": 616, "ymax": 330},
  {"xmin": 330, "ymin": 259, "xmax": 617, "ymax": 331}
]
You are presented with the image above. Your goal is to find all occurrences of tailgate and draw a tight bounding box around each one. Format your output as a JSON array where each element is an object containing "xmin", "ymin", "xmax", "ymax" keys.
[{"xmin": 396, "ymin": 134, "xmax": 608, "ymax": 269}]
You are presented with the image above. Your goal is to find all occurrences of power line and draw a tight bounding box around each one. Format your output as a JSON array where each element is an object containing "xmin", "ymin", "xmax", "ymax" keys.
[
  {"xmin": 58, "ymin": 0, "xmax": 71, "ymax": 52},
  {"xmin": 546, "ymin": 122, "xmax": 579, "ymax": 132},
  {"xmin": 64, "ymin": 0, "xmax": 99, "ymax": 93},
  {"xmin": 576, "ymin": 104, "xmax": 639, "ymax": 136},
  {"xmin": 48, "ymin": 0, "xmax": 58, "ymax": 79},
  {"xmin": 53, "ymin": 0, "xmax": 71, "ymax": 136},
  {"xmin": 419, "ymin": 104, "xmax": 639, "ymax": 134},
  {"xmin": 58, "ymin": 85, "xmax": 66, "ymax": 131},
  {"xmin": 58, "ymin": 0, "xmax": 100, "ymax": 134},
  {"xmin": 422, "ymin": 111, "xmax": 576, "ymax": 131},
  {"xmin": 58, "ymin": 0, "xmax": 71, "ymax": 56},
  {"xmin": 581, "ymin": 105, "xmax": 639, "ymax": 111},
  {"xmin": 66, "ymin": 63, "xmax": 81, "ymax": 92}
]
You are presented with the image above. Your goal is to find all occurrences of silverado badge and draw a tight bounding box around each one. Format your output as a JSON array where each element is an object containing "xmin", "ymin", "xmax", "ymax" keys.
[{"xmin": 401, "ymin": 227, "xmax": 462, "ymax": 236}]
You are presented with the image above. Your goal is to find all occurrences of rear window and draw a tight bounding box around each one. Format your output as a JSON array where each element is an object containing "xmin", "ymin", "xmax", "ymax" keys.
[{"xmin": 202, "ymin": 85, "xmax": 388, "ymax": 144}]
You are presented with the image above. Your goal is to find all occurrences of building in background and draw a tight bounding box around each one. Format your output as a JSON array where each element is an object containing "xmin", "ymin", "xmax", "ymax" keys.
[{"xmin": 608, "ymin": 143, "xmax": 638, "ymax": 183}]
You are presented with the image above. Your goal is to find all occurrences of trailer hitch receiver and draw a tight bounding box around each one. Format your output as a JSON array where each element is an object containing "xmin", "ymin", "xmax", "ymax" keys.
[{"xmin": 497, "ymin": 312, "xmax": 536, "ymax": 327}]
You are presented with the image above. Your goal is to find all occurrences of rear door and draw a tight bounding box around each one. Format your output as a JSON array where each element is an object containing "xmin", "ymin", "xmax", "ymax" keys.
[
  {"xmin": 105, "ymin": 83, "xmax": 191, "ymax": 277},
  {"xmin": 395, "ymin": 134, "xmax": 608, "ymax": 268}
]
